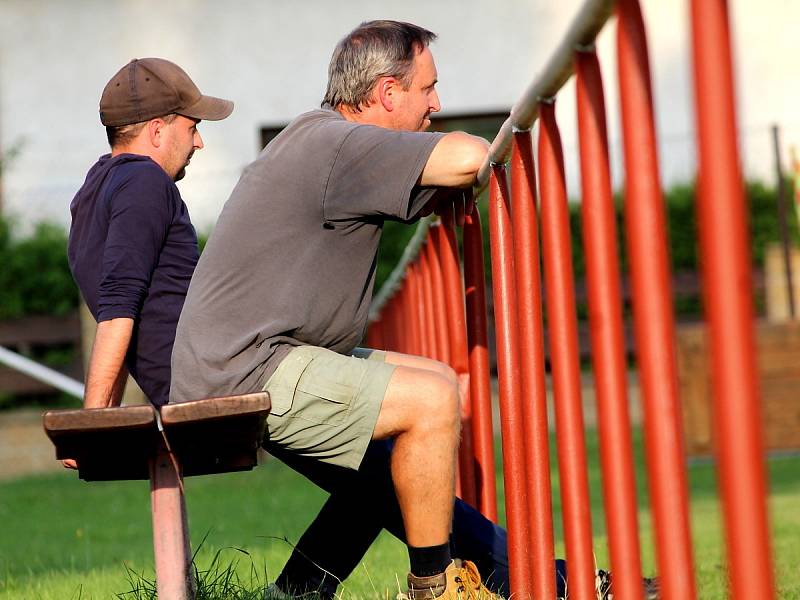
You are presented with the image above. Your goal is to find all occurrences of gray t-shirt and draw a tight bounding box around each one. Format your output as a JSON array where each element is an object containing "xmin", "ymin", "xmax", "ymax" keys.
[{"xmin": 170, "ymin": 108, "xmax": 444, "ymax": 404}]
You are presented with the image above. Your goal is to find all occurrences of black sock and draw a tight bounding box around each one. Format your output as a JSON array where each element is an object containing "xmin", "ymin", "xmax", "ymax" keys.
[{"xmin": 408, "ymin": 542, "xmax": 452, "ymax": 577}]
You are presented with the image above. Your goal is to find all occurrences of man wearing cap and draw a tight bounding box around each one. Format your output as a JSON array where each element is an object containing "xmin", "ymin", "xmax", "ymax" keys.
[
  {"xmin": 65, "ymin": 58, "xmax": 232, "ymax": 447},
  {"xmin": 171, "ymin": 22, "xmax": 506, "ymax": 600}
]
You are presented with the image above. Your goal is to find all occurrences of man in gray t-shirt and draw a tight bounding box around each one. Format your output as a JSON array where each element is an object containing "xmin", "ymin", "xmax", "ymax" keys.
[{"xmin": 172, "ymin": 21, "xmax": 499, "ymax": 600}]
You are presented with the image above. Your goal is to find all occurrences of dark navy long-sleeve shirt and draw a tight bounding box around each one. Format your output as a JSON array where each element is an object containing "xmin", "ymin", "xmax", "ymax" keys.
[{"xmin": 68, "ymin": 153, "xmax": 198, "ymax": 406}]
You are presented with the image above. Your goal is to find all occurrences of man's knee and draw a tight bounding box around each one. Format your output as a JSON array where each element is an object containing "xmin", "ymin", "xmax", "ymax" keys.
[
  {"xmin": 386, "ymin": 351, "xmax": 459, "ymax": 383},
  {"xmin": 376, "ymin": 366, "xmax": 460, "ymax": 439},
  {"xmin": 419, "ymin": 369, "xmax": 459, "ymax": 428}
]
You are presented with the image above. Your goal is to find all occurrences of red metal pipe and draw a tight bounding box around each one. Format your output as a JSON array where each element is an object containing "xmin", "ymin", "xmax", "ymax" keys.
[
  {"xmin": 438, "ymin": 207, "xmax": 470, "ymax": 375},
  {"xmin": 385, "ymin": 296, "xmax": 400, "ymax": 353},
  {"xmin": 420, "ymin": 240, "xmax": 439, "ymax": 360},
  {"xmin": 405, "ymin": 263, "xmax": 424, "ymax": 356},
  {"xmin": 392, "ymin": 295, "xmax": 404, "ymax": 353},
  {"xmin": 366, "ymin": 317, "xmax": 385, "ymax": 351},
  {"xmin": 690, "ymin": 1, "xmax": 776, "ymax": 598},
  {"xmin": 575, "ymin": 50, "xmax": 643, "ymax": 600},
  {"xmin": 427, "ymin": 228, "xmax": 451, "ymax": 365},
  {"xmin": 401, "ymin": 280, "xmax": 415, "ymax": 355},
  {"xmin": 538, "ymin": 100, "xmax": 596, "ymax": 600},
  {"xmin": 616, "ymin": 3, "xmax": 697, "ymax": 597},
  {"xmin": 463, "ymin": 210, "xmax": 499, "ymax": 522},
  {"xmin": 426, "ymin": 225, "xmax": 463, "ymax": 498},
  {"xmin": 393, "ymin": 285, "xmax": 406, "ymax": 355},
  {"xmin": 510, "ymin": 130, "xmax": 556, "ymax": 600},
  {"xmin": 380, "ymin": 299, "xmax": 393, "ymax": 351},
  {"xmin": 439, "ymin": 206, "xmax": 478, "ymax": 508},
  {"xmin": 414, "ymin": 262, "xmax": 431, "ymax": 356},
  {"xmin": 412, "ymin": 260, "xmax": 431, "ymax": 358},
  {"xmin": 487, "ymin": 166, "xmax": 533, "ymax": 598},
  {"xmin": 393, "ymin": 295, "xmax": 404, "ymax": 354}
]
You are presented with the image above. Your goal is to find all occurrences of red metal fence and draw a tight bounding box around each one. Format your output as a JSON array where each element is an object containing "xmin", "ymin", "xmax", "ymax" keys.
[{"xmin": 366, "ymin": 0, "xmax": 775, "ymax": 598}]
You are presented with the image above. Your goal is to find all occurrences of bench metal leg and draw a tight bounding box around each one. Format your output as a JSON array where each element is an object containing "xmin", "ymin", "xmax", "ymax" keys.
[{"xmin": 149, "ymin": 445, "xmax": 195, "ymax": 600}]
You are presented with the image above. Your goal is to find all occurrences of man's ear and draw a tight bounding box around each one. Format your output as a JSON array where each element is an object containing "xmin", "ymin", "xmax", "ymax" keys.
[
  {"xmin": 376, "ymin": 76, "xmax": 397, "ymax": 112},
  {"xmin": 147, "ymin": 118, "xmax": 165, "ymax": 148}
]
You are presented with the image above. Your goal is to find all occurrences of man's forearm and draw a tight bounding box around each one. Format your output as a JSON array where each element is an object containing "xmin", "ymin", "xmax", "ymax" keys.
[
  {"xmin": 419, "ymin": 132, "xmax": 490, "ymax": 188},
  {"xmin": 84, "ymin": 317, "xmax": 134, "ymax": 409}
]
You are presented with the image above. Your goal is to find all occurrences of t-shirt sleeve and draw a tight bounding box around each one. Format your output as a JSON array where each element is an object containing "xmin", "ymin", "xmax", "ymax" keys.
[
  {"xmin": 96, "ymin": 170, "xmax": 173, "ymax": 322},
  {"xmin": 322, "ymin": 124, "xmax": 446, "ymax": 222}
]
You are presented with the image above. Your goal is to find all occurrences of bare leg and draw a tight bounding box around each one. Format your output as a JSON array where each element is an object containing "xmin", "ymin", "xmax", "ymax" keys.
[{"xmin": 372, "ymin": 360, "xmax": 460, "ymax": 547}]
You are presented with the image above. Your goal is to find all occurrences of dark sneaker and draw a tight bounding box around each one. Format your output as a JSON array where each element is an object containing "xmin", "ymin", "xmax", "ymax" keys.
[
  {"xmin": 594, "ymin": 570, "xmax": 659, "ymax": 599},
  {"xmin": 406, "ymin": 560, "xmax": 501, "ymax": 599},
  {"xmin": 595, "ymin": 569, "xmax": 613, "ymax": 599}
]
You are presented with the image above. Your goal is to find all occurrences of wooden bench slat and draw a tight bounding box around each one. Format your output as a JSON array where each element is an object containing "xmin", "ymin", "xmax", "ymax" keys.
[
  {"xmin": 43, "ymin": 405, "xmax": 156, "ymax": 434},
  {"xmin": 162, "ymin": 393, "xmax": 270, "ymax": 477},
  {"xmin": 160, "ymin": 392, "xmax": 270, "ymax": 425}
]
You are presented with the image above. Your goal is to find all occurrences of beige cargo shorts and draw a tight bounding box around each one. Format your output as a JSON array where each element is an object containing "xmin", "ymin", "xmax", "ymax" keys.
[{"xmin": 262, "ymin": 345, "xmax": 395, "ymax": 470}]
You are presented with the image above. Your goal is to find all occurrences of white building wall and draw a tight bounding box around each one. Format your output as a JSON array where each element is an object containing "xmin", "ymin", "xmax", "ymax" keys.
[{"xmin": 1, "ymin": 0, "xmax": 798, "ymax": 232}]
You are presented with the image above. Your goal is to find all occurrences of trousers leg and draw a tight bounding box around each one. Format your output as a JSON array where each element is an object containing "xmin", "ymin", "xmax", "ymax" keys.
[
  {"xmin": 272, "ymin": 441, "xmax": 398, "ymax": 597},
  {"xmin": 268, "ymin": 440, "xmax": 510, "ymax": 597}
]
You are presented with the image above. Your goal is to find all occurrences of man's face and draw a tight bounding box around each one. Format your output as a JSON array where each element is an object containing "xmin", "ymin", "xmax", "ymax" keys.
[
  {"xmin": 391, "ymin": 46, "xmax": 441, "ymax": 132},
  {"xmin": 162, "ymin": 115, "xmax": 204, "ymax": 181}
]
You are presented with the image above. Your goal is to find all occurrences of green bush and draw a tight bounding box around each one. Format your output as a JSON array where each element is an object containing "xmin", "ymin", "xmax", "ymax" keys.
[
  {"xmin": 374, "ymin": 179, "xmax": 799, "ymax": 323},
  {"xmin": 562, "ymin": 180, "xmax": 798, "ymax": 280},
  {"xmin": 0, "ymin": 218, "xmax": 78, "ymax": 319},
  {"xmin": 1, "ymin": 178, "xmax": 796, "ymax": 320}
]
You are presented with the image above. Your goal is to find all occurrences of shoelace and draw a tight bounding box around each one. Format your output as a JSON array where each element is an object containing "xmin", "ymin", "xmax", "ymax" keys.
[
  {"xmin": 595, "ymin": 570, "xmax": 612, "ymax": 599},
  {"xmin": 453, "ymin": 561, "xmax": 483, "ymax": 594}
]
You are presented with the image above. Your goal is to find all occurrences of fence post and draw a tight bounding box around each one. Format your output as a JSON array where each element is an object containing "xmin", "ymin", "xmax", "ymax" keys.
[
  {"xmin": 405, "ymin": 263, "xmax": 424, "ymax": 357},
  {"xmin": 438, "ymin": 206, "xmax": 478, "ymax": 508},
  {"xmin": 419, "ymin": 240, "xmax": 439, "ymax": 360},
  {"xmin": 616, "ymin": 2, "xmax": 697, "ymax": 597},
  {"xmin": 411, "ymin": 260, "xmax": 431, "ymax": 358},
  {"xmin": 488, "ymin": 165, "xmax": 533, "ymax": 598},
  {"xmin": 426, "ymin": 227, "xmax": 452, "ymax": 366},
  {"xmin": 510, "ymin": 130, "xmax": 556, "ymax": 600},
  {"xmin": 463, "ymin": 210, "xmax": 499, "ymax": 522},
  {"xmin": 538, "ymin": 100, "xmax": 596, "ymax": 600},
  {"xmin": 575, "ymin": 49, "xmax": 643, "ymax": 599},
  {"xmin": 690, "ymin": 0, "xmax": 776, "ymax": 598}
]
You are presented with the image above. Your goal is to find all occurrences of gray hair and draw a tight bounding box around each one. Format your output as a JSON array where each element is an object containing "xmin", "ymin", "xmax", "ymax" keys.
[{"xmin": 323, "ymin": 20, "xmax": 437, "ymax": 111}]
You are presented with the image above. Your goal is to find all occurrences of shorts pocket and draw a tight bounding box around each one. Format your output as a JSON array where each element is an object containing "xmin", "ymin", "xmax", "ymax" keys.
[
  {"xmin": 291, "ymin": 354, "xmax": 360, "ymax": 425},
  {"xmin": 263, "ymin": 347, "xmax": 316, "ymax": 417}
]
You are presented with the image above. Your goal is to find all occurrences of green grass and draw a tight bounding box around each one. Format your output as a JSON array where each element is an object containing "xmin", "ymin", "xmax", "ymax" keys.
[{"xmin": 0, "ymin": 433, "xmax": 798, "ymax": 599}]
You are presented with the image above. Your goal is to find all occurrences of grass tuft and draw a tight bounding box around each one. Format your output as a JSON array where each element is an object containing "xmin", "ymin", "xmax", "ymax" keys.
[{"xmin": 117, "ymin": 544, "xmax": 275, "ymax": 600}]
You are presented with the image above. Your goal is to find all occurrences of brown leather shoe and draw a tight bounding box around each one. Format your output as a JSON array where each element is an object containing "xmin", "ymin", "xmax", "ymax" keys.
[{"xmin": 407, "ymin": 560, "xmax": 501, "ymax": 600}]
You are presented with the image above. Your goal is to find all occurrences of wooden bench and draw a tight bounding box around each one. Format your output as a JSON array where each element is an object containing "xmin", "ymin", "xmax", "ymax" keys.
[{"xmin": 43, "ymin": 392, "xmax": 271, "ymax": 600}]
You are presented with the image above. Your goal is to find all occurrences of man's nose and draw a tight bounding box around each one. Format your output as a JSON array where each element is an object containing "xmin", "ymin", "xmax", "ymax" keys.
[
  {"xmin": 430, "ymin": 90, "xmax": 441, "ymax": 113},
  {"xmin": 194, "ymin": 132, "xmax": 204, "ymax": 149}
]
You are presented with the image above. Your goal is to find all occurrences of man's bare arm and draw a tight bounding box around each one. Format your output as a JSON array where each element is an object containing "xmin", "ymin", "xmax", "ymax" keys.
[
  {"xmin": 419, "ymin": 132, "xmax": 490, "ymax": 188},
  {"xmin": 61, "ymin": 317, "xmax": 133, "ymax": 469},
  {"xmin": 84, "ymin": 317, "xmax": 134, "ymax": 409}
]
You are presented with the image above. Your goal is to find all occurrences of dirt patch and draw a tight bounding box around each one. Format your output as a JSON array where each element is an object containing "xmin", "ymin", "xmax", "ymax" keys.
[{"xmin": 0, "ymin": 409, "xmax": 61, "ymax": 480}]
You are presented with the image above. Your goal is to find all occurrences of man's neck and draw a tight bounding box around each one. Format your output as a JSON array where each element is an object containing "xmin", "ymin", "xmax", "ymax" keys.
[
  {"xmin": 110, "ymin": 144, "xmax": 171, "ymax": 179},
  {"xmin": 336, "ymin": 104, "xmax": 393, "ymax": 130},
  {"xmin": 111, "ymin": 139, "xmax": 151, "ymax": 158}
]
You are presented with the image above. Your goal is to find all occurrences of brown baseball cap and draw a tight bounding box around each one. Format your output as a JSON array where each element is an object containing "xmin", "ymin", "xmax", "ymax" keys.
[{"xmin": 99, "ymin": 58, "xmax": 233, "ymax": 126}]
